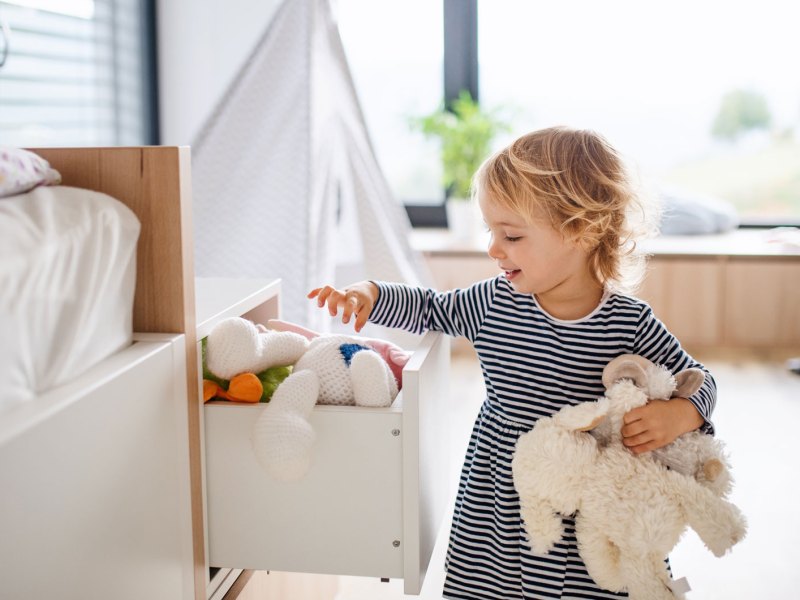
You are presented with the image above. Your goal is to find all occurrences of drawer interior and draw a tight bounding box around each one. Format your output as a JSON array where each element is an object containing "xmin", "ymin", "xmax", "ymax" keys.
[
  {"xmin": 205, "ymin": 401, "xmax": 405, "ymax": 578},
  {"xmin": 203, "ymin": 330, "xmax": 451, "ymax": 595}
]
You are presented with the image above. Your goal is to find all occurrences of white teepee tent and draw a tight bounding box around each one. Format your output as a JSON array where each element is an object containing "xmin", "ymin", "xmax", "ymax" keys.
[{"xmin": 192, "ymin": 0, "xmax": 429, "ymax": 330}]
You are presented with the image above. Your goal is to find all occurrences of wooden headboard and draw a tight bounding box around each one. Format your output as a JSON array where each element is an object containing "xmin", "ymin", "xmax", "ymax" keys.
[
  {"xmin": 30, "ymin": 147, "xmax": 195, "ymax": 335},
  {"xmin": 30, "ymin": 146, "xmax": 206, "ymax": 599}
]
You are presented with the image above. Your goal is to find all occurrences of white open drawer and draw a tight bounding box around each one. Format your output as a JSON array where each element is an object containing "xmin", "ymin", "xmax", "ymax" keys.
[{"xmin": 197, "ymin": 279, "xmax": 451, "ymax": 595}]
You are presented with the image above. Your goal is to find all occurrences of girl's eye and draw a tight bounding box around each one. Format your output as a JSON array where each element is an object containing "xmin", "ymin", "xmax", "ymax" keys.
[{"xmin": 505, "ymin": 236, "xmax": 521, "ymax": 242}]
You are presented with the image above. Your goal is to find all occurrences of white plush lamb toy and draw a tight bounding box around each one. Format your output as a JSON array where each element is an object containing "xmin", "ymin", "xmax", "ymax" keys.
[
  {"xmin": 512, "ymin": 354, "xmax": 747, "ymax": 600},
  {"xmin": 205, "ymin": 317, "xmax": 402, "ymax": 481}
]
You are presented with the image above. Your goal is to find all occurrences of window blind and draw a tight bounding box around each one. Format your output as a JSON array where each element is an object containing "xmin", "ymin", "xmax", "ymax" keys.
[{"xmin": 0, "ymin": 0, "xmax": 154, "ymax": 147}]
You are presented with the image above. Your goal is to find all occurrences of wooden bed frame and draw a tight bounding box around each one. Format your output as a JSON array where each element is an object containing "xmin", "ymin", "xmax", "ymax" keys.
[
  {"xmin": 1, "ymin": 146, "xmax": 452, "ymax": 600},
  {"xmin": 0, "ymin": 147, "xmax": 205, "ymax": 600}
]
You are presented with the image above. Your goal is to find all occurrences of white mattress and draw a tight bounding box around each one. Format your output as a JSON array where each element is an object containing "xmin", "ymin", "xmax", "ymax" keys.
[{"xmin": 0, "ymin": 186, "xmax": 140, "ymax": 406}]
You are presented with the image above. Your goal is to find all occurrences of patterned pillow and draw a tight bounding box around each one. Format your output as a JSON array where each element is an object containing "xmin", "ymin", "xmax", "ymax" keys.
[{"xmin": 0, "ymin": 147, "xmax": 62, "ymax": 198}]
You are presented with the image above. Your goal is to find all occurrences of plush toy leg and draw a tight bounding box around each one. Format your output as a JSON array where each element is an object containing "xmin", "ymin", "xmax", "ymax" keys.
[
  {"xmin": 251, "ymin": 369, "xmax": 319, "ymax": 481},
  {"xmin": 652, "ymin": 433, "xmax": 732, "ymax": 496},
  {"xmin": 618, "ymin": 552, "xmax": 681, "ymax": 600},
  {"xmin": 679, "ymin": 481, "xmax": 747, "ymax": 557},
  {"xmin": 519, "ymin": 495, "xmax": 564, "ymax": 555},
  {"xmin": 350, "ymin": 350, "xmax": 397, "ymax": 407},
  {"xmin": 576, "ymin": 519, "xmax": 625, "ymax": 592}
]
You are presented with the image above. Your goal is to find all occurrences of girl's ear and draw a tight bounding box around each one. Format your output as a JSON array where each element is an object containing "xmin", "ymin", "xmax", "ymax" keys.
[{"xmin": 673, "ymin": 368, "xmax": 705, "ymax": 398}]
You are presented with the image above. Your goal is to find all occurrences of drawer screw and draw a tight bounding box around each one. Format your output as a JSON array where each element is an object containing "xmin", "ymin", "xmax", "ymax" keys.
[
  {"xmin": 391, "ymin": 429, "xmax": 400, "ymax": 436},
  {"xmin": 393, "ymin": 540, "xmax": 401, "ymax": 548}
]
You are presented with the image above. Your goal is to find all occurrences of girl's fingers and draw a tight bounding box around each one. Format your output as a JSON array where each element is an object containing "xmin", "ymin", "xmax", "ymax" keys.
[
  {"xmin": 328, "ymin": 291, "xmax": 344, "ymax": 316},
  {"xmin": 315, "ymin": 286, "xmax": 332, "ymax": 307},
  {"xmin": 307, "ymin": 288, "xmax": 322, "ymax": 299},
  {"xmin": 342, "ymin": 295, "xmax": 358, "ymax": 324},
  {"xmin": 354, "ymin": 307, "xmax": 370, "ymax": 332}
]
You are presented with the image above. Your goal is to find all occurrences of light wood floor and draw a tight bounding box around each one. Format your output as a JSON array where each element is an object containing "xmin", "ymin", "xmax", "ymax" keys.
[{"xmin": 234, "ymin": 349, "xmax": 800, "ymax": 599}]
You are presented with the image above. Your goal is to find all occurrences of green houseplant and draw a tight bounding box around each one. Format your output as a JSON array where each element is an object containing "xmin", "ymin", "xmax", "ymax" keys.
[
  {"xmin": 411, "ymin": 90, "xmax": 510, "ymax": 201},
  {"xmin": 411, "ymin": 91, "xmax": 510, "ymax": 239}
]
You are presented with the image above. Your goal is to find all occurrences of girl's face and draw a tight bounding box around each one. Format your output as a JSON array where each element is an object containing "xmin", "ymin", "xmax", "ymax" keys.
[{"xmin": 480, "ymin": 196, "xmax": 595, "ymax": 299}]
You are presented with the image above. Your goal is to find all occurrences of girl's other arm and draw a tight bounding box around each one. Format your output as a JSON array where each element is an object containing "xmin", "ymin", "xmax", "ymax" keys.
[{"xmin": 622, "ymin": 306, "xmax": 717, "ymax": 454}]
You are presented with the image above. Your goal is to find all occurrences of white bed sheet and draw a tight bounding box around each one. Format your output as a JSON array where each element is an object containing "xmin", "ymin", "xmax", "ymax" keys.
[{"xmin": 0, "ymin": 186, "xmax": 140, "ymax": 406}]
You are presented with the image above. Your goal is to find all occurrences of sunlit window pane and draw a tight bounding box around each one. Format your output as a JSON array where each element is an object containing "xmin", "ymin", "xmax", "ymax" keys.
[
  {"xmin": 337, "ymin": 0, "xmax": 444, "ymax": 203},
  {"xmin": 479, "ymin": 0, "xmax": 800, "ymax": 222},
  {"xmin": 0, "ymin": 0, "xmax": 150, "ymax": 146}
]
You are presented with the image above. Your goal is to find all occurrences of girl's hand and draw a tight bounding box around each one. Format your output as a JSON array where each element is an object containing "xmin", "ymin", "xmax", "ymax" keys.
[
  {"xmin": 307, "ymin": 281, "xmax": 379, "ymax": 333},
  {"xmin": 621, "ymin": 398, "xmax": 704, "ymax": 454}
]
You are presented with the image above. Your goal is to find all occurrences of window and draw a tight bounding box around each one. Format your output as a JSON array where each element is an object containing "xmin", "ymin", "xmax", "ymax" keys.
[
  {"xmin": 478, "ymin": 0, "xmax": 800, "ymax": 224},
  {"xmin": 0, "ymin": 0, "xmax": 156, "ymax": 146},
  {"xmin": 336, "ymin": 0, "xmax": 444, "ymax": 204}
]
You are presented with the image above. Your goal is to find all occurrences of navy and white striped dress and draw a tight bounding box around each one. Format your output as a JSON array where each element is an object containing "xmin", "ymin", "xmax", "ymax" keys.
[{"xmin": 369, "ymin": 275, "xmax": 716, "ymax": 600}]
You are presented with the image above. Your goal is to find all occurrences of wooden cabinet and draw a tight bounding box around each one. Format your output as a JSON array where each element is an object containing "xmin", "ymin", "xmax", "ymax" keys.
[
  {"xmin": 724, "ymin": 259, "xmax": 800, "ymax": 346},
  {"xmin": 636, "ymin": 237, "xmax": 800, "ymax": 352},
  {"xmin": 637, "ymin": 257, "xmax": 724, "ymax": 348},
  {"xmin": 412, "ymin": 229, "xmax": 800, "ymax": 353}
]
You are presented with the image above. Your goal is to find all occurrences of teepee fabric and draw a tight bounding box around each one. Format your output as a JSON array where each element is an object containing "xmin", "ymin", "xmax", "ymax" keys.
[{"xmin": 192, "ymin": 0, "xmax": 429, "ymax": 329}]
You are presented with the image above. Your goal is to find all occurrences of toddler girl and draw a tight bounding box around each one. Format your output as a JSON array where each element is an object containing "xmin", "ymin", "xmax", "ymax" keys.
[{"xmin": 310, "ymin": 126, "xmax": 715, "ymax": 599}]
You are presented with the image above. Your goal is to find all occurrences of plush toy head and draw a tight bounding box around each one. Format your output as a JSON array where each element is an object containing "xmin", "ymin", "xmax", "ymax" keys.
[
  {"xmin": 594, "ymin": 354, "xmax": 731, "ymax": 496},
  {"xmin": 602, "ymin": 353, "xmax": 704, "ymax": 402},
  {"xmin": 591, "ymin": 354, "xmax": 705, "ymax": 447},
  {"xmin": 266, "ymin": 319, "xmax": 411, "ymax": 389}
]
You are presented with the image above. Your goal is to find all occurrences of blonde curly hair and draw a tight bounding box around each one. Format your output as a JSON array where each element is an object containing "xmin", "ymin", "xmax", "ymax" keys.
[{"xmin": 472, "ymin": 126, "xmax": 658, "ymax": 294}]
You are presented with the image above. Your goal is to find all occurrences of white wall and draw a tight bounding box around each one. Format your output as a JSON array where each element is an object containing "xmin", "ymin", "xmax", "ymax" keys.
[{"xmin": 157, "ymin": 0, "xmax": 284, "ymax": 145}]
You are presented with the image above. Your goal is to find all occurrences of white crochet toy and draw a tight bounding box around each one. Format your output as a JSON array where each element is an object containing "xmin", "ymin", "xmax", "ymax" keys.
[
  {"xmin": 205, "ymin": 317, "xmax": 404, "ymax": 481},
  {"xmin": 512, "ymin": 354, "xmax": 747, "ymax": 600}
]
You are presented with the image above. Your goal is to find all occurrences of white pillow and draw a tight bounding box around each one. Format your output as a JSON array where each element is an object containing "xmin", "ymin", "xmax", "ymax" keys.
[
  {"xmin": 658, "ymin": 186, "xmax": 739, "ymax": 235},
  {"xmin": 0, "ymin": 147, "xmax": 62, "ymax": 198}
]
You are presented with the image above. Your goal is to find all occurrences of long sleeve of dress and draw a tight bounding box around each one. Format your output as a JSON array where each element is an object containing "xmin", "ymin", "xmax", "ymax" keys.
[
  {"xmin": 634, "ymin": 304, "xmax": 717, "ymax": 434},
  {"xmin": 368, "ymin": 278, "xmax": 498, "ymax": 341}
]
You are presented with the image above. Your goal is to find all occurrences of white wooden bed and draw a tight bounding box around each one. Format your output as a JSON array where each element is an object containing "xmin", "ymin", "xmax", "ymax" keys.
[
  {"xmin": 0, "ymin": 147, "xmax": 200, "ymax": 600},
  {"xmin": 0, "ymin": 147, "xmax": 451, "ymax": 599}
]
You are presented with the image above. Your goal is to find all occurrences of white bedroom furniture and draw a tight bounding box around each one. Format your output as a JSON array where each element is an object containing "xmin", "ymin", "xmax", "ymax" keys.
[
  {"xmin": 1, "ymin": 147, "xmax": 197, "ymax": 600},
  {"xmin": 197, "ymin": 278, "xmax": 451, "ymax": 596},
  {"xmin": 1, "ymin": 147, "xmax": 451, "ymax": 600}
]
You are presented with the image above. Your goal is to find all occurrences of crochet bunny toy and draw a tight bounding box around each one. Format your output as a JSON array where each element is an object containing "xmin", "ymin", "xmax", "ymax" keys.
[
  {"xmin": 204, "ymin": 317, "xmax": 410, "ymax": 482},
  {"xmin": 512, "ymin": 354, "xmax": 746, "ymax": 600},
  {"xmin": 203, "ymin": 319, "xmax": 307, "ymax": 403}
]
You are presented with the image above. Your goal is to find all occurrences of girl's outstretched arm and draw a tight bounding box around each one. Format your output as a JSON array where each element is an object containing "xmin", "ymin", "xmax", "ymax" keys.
[{"xmin": 310, "ymin": 278, "xmax": 499, "ymax": 340}]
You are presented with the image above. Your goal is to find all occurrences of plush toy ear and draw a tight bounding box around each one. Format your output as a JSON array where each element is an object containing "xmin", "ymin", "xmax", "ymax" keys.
[
  {"xmin": 553, "ymin": 398, "xmax": 610, "ymax": 432},
  {"xmin": 673, "ymin": 368, "xmax": 704, "ymax": 398},
  {"xmin": 602, "ymin": 354, "xmax": 650, "ymax": 390}
]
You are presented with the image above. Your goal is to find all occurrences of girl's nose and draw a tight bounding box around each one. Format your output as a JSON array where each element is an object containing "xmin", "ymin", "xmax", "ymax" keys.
[{"xmin": 487, "ymin": 235, "xmax": 504, "ymax": 260}]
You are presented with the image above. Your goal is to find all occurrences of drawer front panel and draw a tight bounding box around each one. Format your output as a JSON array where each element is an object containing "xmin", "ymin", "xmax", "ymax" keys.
[{"xmin": 205, "ymin": 402, "xmax": 404, "ymax": 579}]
